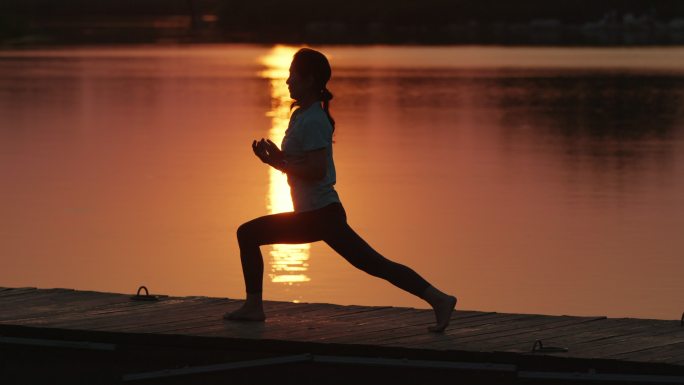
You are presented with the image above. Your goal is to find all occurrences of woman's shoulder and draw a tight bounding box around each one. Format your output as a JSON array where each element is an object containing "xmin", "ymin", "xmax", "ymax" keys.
[{"xmin": 295, "ymin": 104, "xmax": 332, "ymax": 131}]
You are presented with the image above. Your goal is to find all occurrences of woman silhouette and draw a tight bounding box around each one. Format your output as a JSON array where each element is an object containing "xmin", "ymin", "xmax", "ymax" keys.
[{"xmin": 224, "ymin": 48, "xmax": 457, "ymax": 332}]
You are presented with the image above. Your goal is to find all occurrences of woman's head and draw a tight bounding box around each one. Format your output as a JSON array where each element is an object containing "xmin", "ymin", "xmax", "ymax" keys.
[
  {"xmin": 287, "ymin": 48, "xmax": 336, "ymax": 128},
  {"xmin": 287, "ymin": 48, "xmax": 331, "ymax": 101}
]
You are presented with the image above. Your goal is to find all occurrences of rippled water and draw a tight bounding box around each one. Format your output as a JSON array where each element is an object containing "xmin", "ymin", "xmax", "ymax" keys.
[{"xmin": 2, "ymin": 45, "xmax": 684, "ymax": 319}]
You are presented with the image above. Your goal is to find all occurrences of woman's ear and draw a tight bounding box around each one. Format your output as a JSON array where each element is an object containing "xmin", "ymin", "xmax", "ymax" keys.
[{"xmin": 303, "ymin": 74, "xmax": 316, "ymax": 90}]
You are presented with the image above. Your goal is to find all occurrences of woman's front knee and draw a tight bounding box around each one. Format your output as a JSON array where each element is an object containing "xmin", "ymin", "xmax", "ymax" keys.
[{"xmin": 236, "ymin": 222, "xmax": 254, "ymax": 243}]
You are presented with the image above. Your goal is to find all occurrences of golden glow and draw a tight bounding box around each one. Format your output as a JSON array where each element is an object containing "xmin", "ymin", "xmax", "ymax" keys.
[
  {"xmin": 260, "ymin": 45, "xmax": 311, "ymax": 286},
  {"xmin": 259, "ymin": 45, "xmax": 297, "ymax": 80}
]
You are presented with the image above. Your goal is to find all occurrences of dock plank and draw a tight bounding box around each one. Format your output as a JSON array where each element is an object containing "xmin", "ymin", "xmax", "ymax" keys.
[
  {"xmin": 0, "ymin": 289, "xmax": 75, "ymax": 309},
  {"xmin": 186, "ymin": 306, "xmax": 427, "ymax": 343},
  {"xmin": 155, "ymin": 300, "xmax": 309, "ymax": 337},
  {"xmin": 268, "ymin": 308, "xmax": 425, "ymax": 342},
  {"xmin": 54, "ymin": 297, "xmax": 240, "ymax": 331},
  {"xmin": 0, "ymin": 287, "xmax": 39, "ymax": 298},
  {"xmin": 490, "ymin": 316, "xmax": 633, "ymax": 350},
  {"xmin": 0, "ymin": 288, "xmax": 72, "ymax": 310},
  {"xmin": 355, "ymin": 313, "xmax": 541, "ymax": 347},
  {"xmin": 259, "ymin": 308, "xmax": 497, "ymax": 343},
  {"xmin": 481, "ymin": 317, "xmax": 666, "ymax": 356},
  {"xmin": 611, "ymin": 341, "xmax": 684, "ymax": 363},
  {"xmin": 425, "ymin": 316, "xmax": 607, "ymax": 351},
  {"xmin": 465, "ymin": 317, "xmax": 684, "ymax": 363},
  {"xmin": 580, "ymin": 336, "xmax": 684, "ymax": 361},
  {"xmin": 119, "ymin": 299, "xmax": 306, "ymax": 334},
  {"xmin": 93, "ymin": 298, "xmax": 235, "ymax": 332},
  {"xmin": 0, "ymin": 290, "xmax": 131, "ymax": 322},
  {"xmin": 541, "ymin": 318, "xmax": 682, "ymax": 359},
  {"xmin": 459, "ymin": 317, "xmax": 608, "ymax": 354},
  {"xmin": 273, "ymin": 303, "xmax": 385, "ymax": 320},
  {"xmin": 240, "ymin": 309, "xmax": 480, "ymax": 344},
  {"xmin": 315, "ymin": 311, "xmax": 502, "ymax": 345},
  {"xmin": 8, "ymin": 297, "xmax": 185, "ymax": 329}
]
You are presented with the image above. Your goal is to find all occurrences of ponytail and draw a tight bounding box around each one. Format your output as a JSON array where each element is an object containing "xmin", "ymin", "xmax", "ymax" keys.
[{"xmin": 321, "ymin": 87, "xmax": 335, "ymax": 132}]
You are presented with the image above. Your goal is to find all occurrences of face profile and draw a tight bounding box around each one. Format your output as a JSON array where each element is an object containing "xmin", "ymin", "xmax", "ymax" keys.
[{"xmin": 286, "ymin": 66, "xmax": 312, "ymax": 101}]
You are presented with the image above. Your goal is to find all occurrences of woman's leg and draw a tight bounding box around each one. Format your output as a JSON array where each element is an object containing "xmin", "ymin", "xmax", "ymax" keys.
[
  {"xmin": 323, "ymin": 222, "xmax": 431, "ymax": 297},
  {"xmin": 324, "ymin": 221, "xmax": 457, "ymax": 332},
  {"xmin": 226, "ymin": 206, "xmax": 339, "ymax": 321},
  {"xmin": 237, "ymin": 211, "xmax": 328, "ymax": 294}
]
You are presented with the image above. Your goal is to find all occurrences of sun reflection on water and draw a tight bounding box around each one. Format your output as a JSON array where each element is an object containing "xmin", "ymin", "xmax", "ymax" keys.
[{"xmin": 259, "ymin": 45, "xmax": 311, "ymax": 286}]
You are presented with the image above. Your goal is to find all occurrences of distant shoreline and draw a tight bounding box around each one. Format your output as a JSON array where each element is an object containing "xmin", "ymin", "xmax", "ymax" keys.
[
  {"xmin": 3, "ymin": 40, "xmax": 684, "ymax": 51},
  {"xmin": 3, "ymin": 0, "xmax": 684, "ymax": 48},
  {"xmin": 3, "ymin": 30, "xmax": 684, "ymax": 49}
]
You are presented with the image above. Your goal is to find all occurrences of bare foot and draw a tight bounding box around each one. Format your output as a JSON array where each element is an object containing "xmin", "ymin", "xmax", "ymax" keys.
[
  {"xmin": 223, "ymin": 304, "xmax": 265, "ymax": 322},
  {"xmin": 427, "ymin": 295, "xmax": 457, "ymax": 333}
]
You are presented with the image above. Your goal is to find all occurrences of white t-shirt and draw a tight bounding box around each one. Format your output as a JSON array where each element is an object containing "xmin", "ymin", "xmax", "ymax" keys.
[{"xmin": 281, "ymin": 102, "xmax": 341, "ymax": 212}]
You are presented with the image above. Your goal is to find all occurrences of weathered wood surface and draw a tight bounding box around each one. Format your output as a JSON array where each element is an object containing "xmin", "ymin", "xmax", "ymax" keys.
[{"xmin": 1, "ymin": 286, "xmax": 683, "ymax": 369}]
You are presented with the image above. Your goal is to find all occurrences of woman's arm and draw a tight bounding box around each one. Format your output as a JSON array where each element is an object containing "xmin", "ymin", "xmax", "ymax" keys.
[{"xmin": 253, "ymin": 139, "xmax": 327, "ymax": 181}]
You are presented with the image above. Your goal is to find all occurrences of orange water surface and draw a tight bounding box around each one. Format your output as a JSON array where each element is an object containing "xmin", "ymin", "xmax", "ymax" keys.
[{"xmin": 2, "ymin": 45, "xmax": 684, "ymax": 319}]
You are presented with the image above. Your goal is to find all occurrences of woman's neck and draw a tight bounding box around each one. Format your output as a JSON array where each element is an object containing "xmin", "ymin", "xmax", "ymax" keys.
[{"xmin": 296, "ymin": 94, "xmax": 319, "ymax": 111}]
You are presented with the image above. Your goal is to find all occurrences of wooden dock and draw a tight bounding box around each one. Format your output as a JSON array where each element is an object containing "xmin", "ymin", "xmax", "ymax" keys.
[{"xmin": 2, "ymin": 286, "xmax": 684, "ymax": 384}]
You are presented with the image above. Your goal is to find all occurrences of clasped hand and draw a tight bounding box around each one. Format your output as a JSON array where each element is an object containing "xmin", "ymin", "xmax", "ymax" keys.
[{"xmin": 252, "ymin": 138, "xmax": 284, "ymax": 167}]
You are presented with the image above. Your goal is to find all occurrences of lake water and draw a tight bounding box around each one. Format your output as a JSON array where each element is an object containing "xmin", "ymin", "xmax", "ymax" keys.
[{"xmin": 2, "ymin": 45, "xmax": 684, "ymax": 320}]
